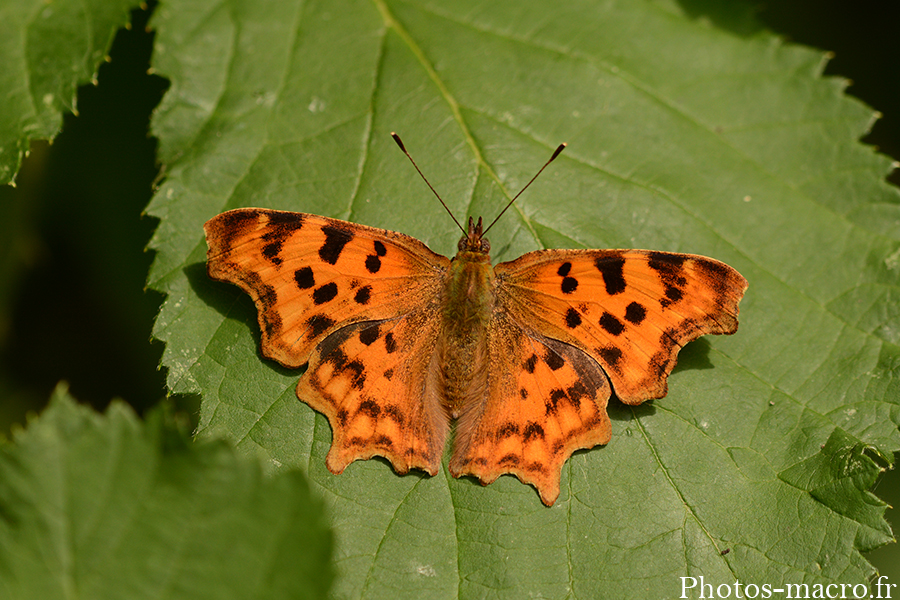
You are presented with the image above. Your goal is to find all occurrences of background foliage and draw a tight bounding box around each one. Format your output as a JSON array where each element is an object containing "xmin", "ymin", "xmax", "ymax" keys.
[{"xmin": 1, "ymin": 0, "xmax": 899, "ymax": 597}]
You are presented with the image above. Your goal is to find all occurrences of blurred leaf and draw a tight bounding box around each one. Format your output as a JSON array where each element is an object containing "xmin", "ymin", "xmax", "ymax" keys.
[
  {"xmin": 0, "ymin": 2, "xmax": 168, "ymax": 428},
  {"xmin": 0, "ymin": 0, "xmax": 137, "ymax": 184},
  {"xmin": 0, "ymin": 384, "xmax": 333, "ymax": 600},
  {"xmin": 146, "ymin": 0, "xmax": 900, "ymax": 597}
]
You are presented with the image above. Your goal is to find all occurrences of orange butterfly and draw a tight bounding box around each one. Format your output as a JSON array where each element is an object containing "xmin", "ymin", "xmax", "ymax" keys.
[{"xmin": 204, "ymin": 135, "xmax": 747, "ymax": 506}]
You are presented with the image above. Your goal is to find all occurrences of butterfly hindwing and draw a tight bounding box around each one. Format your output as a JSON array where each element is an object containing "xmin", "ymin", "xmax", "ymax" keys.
[
  {"xmin": 205, "ymin": 208, "xmax": 450, "ymax": 367},
  {"xmin": 298, "ymin": 312, "xmax": 450, "ymax": 476},
  {"xmin": 494, "ymin": 249, "xmax": 747, "ymax": 404},
  {"xmin": 450, "ymin": 311, "xmax": 612, "ymax": 506}
]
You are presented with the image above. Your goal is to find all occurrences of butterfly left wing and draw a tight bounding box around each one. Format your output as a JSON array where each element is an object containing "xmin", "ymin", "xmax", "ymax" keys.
[{"xmin": 493, "ymin": 249, "xmax": 747, "ymax": 404}]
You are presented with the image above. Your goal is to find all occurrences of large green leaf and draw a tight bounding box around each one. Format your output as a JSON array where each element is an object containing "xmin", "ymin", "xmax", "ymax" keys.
[
  {"xmin": 0, "ymin": 385, "xmax": 333, "ymax": 599},
  {"xmin": 147, "ymin": 0, "xmax": 899, "ymax": 597},
  {"xmin": 0, "ymin": 0, "xmax": 136, "ymax": 184}
]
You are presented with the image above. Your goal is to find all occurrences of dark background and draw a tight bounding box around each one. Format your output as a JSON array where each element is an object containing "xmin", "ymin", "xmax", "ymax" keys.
[{"xmin": 0, "ymin": 0, "xmax": 897, "ymax": 577}]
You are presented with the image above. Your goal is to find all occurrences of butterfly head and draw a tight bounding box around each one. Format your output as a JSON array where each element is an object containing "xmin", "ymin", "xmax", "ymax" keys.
[{"xmin": 458, "ymin": 216, "xmax": 491, "ymax": 254}]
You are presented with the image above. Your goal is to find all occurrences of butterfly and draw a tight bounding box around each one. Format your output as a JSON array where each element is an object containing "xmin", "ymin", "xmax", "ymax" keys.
[{"xmin": 204, "ymin": 135, "xmax": 747, "ymax": 506}]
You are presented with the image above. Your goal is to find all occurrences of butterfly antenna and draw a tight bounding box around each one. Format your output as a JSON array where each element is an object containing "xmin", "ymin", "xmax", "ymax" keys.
[
  {"xmin": 391, "ymin": 132, "xmax": 466, "ymax": 235},
  {"xmin": 482, "ymin": 143, "xmax": 566, "ymax": 235}
]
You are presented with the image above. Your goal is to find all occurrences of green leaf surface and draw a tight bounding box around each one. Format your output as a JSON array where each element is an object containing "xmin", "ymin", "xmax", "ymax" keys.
[
  {"xmin": 146, "ymin": 0, "xmax": 900, "ymax": 597},
  {"xmin": 0, "ymin": 0, "xmax": 136, "ymax": 184},
  {"xmin": 0, "ymin": 385, "xmax": 333, "ymax": 600}
]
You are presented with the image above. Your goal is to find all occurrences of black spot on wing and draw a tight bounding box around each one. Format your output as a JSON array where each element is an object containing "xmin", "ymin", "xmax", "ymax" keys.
[
  {"xmin": 358, "ymin": 323, "xmax": 379, "ymax": 346},
  {"xmin": 214, "ymin": 210, "xmax": 284, "ymax": 248},
  {"xmin": 365, "ymin": 240, "xmax": 388, "ymax": 273},
  {"xmin": 599, "ymin": 312, "xmax": 624, "ymax": 336},
  {"xmin": 565, "ymin": 308, "xmax": 582, "ymax": 328},
  {"xmin": 648, "ymin": 252, "xmax": 688, "ymax": 287},
  {"xmin": 624, "ymin": 302, "xmax": 646, "ymax": 325},
  {"xmin": 266, "ymin": 211, "xmax": 306, "ymax": 229},
  {"xmin": 557, "ymin": 262, "xmax": 579, "ymax": 293},
  {"xmin": 365, "ymin": 255, "xmax": 382, "ymax": 273},
  {"xmin": 326, "ymin": 348, "xmax": 348, "ymax": 371},
  {"xmin": 347, "ymin": 360, "xmax": 366, "ymax": 389},
  {"xmin": 648, "ymin": 251, "xmax": 687, "ymax": 272},
  {"xmin": 373, "ymin": 435, "xmax": 393, "ymax": 449},
  {"xmin": 262, "ymin": 240, "xmax": 284, "ymax": 265},
  {"xmin": 564, "ymin": 388, "xmax": 581, "ymax": 409},
  {"xmin": 383, "ymin": 368, "xmax": 394, "ymax": 380},
  {"xmin": 595, "ymin": 256, "xmax": 626, "ymax": 295},
  {"xmin": 598, "ymin": 346, "xmax": 623, "ymax": 369},
  {"xmin": 261, "ymin": 293, "xmax": 281, "ymax": 336},
  {"xmin": 306, "ymin": 314, "xmax": 335, "ymax": 338},
  {"xmin": 567, "ymin": 380, "xmax": 589, "ymax": 403},
  {"xmin": 354, "ymin": 285, "xmax": 372, "ymax": 305},
  {"xmin": 544, "ymin": 348, "xmax": 565, "ymax": 371},
  {"xmin": 358, "ymin": 399, "xmax": 380, "ymax": 418},
  {"xmin": 545, "ymin": 389, "xmax": 568, "ymax": 414},
  {"xmin": 384, "ymin": 332, "xmax": 397, "ymax": 354},
  {"xmin": 294, "ymin": 267, "xmax": 315, "ymax": 289},
  {"xmin": 383, "ymin": 404, "xmax": 405, "ymax": 425},
  {"xmin": 524, "ymin": 461, "xmax": 547, "ymax": 475},
  {"xmin": 498, "ymin": 454, "xmax": 519, "ymax": 467},
  {"xmin": 524, "ymin": 354, "xmax": 538, "ymax": 374},
  {"xmin": 523, "ymin": 422, "xmax": 544, "ymax": 441},
  {"xmin": 660, "ymin": 285, "xmax": 683, "ymax": 308},
  {"xmin": 497, "ymin": 423, "xmax": 519, "ymax": 439},
  {"xmin": 647, "ymin": 253, "xmax": 689, "ymax": 308},
  {"xmin": 319, "ymin": 225, "xmax": 353, "ymax": 265},
  {"xmin": 312, "ymin": 282, "xmax": 338, "ymax": 305}
]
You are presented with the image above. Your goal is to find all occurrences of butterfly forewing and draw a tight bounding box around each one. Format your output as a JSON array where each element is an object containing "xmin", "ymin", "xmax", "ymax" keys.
[
  {"xmin": 494, "ymin": 249, "xmax": 747, "ymax": 404},
  {"xmin": 205, "ymin": 208, "xmax": 450, "ymax": 367}
]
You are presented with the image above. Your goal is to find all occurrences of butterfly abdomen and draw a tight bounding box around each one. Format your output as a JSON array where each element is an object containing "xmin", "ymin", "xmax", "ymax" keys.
[{"xmin": 439, "ymin": 250, "xmax": 494, "ymax": 418}]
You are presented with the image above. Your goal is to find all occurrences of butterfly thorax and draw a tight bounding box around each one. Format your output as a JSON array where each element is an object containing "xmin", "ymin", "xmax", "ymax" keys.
[{"xmin": 439, "ymin": 218, "xmax": 494, "ymax": 418}]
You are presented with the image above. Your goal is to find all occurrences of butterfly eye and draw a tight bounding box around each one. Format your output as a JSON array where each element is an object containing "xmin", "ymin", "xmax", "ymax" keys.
[
  {"xmin": 481, "ymin": 238, "xmax": 490, "ymax": 253},
  {"xmin": 458, "ymin": 236, "xmax": 467, "ymax": 252}
]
